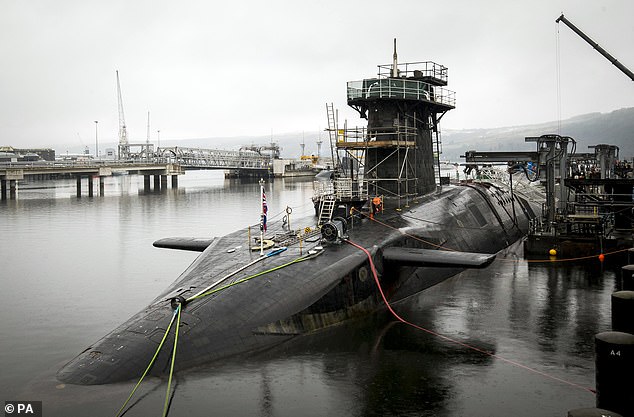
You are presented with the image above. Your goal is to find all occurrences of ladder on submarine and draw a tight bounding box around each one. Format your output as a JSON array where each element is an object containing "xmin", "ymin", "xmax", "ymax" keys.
[
  {"xmin": 433, "ymin": 127, "xmax": 443, "ymax": 185},
  {"xmin": 318, "ymin": 195, "xmax": 336, "ymax": 226}
]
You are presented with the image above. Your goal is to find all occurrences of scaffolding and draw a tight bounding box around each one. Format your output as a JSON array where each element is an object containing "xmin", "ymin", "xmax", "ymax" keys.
[
  {"xmin": 336, "ymin": 121, "xmax": 418, "ymax": 201},
  {"xmin": 320, "ymin": 112, "xmax": 421, "ymax": 207}
]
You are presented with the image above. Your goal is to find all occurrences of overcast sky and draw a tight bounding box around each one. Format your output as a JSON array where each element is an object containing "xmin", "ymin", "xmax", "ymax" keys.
[{"xmin": 1, "ymin": 0, "xmax": 632, "ymax": 152}]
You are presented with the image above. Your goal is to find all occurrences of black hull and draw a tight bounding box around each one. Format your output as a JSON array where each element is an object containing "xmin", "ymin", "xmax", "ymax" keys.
[{"xmin": 57, "ymin": 182, "xmax": 540, "ymax": 385}]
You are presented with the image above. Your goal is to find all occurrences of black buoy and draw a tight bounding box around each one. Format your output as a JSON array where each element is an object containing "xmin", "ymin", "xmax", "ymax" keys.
[
  {"xmin": 595, "ymin": 331, "xmax": 634, "ymax": 416},
  {"xmin": 621, "ymin": 265, "xmax": 634, "ymax": 291},
  {"xmin": 567, "ymin": 408, "xmax": 623, "ymax": 417},
  {"xmin": 611, "ymin": 291, "xmax": 634, "ymax": 335}
]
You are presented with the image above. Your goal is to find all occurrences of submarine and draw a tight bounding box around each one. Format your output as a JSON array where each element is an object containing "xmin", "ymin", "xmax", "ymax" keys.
[{"xmin": 57, "ymin": 41, "xmax": 544, "ymax": 385}]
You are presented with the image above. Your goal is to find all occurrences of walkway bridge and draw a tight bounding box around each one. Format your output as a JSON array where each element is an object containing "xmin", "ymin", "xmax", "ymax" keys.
[
  {"xmin": 1, "ymin": 144, "xmax": 276, "ymax": 199},
  {"xmin": 154, "ymin": 146, "xmax": 272, "ymax": 171}
]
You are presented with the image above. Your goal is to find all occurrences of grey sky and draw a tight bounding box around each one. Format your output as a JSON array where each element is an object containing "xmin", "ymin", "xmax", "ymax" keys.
[{"xmin": 1, "ymin": 0, "xmax": 632, "ymax": 150}]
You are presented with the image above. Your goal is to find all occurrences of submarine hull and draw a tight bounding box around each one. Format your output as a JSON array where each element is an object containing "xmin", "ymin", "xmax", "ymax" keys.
[{"xmin": 57, "ymin": 182, "xmax": 539, "ymax": 385}]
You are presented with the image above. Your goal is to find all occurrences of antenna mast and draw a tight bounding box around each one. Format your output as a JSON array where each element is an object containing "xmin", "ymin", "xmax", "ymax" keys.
[
  {"xmin": 116, "ymin": 70, "xmax": 130, "ymax": 160},
  {"xmin": 391, "ymin": 38, "xmax": 399, "ymax": 77},
  {"xmin": 146, "ymin": 111, "xmax": 151, "ymax": 161}
]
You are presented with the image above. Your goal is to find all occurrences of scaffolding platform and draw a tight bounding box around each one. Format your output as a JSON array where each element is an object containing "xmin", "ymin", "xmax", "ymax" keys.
[{"xmin": 336, "ymin": 140, "xmax": 416, "ymax": 149}]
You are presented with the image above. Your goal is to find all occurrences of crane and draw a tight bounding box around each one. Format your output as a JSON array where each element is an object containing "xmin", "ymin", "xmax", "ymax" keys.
[
  {"xmin": 555, "ymin": 13, "xmax": 634, "ymax": 82},
  {"xmin": 116, "ymin": 70, "xmax": 130, "ymax": 160}
]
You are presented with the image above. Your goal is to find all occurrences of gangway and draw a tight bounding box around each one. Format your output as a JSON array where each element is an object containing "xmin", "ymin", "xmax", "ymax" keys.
[{"xmin": 155, "ymin": 146, "xmax": 271, "ymax": 170}]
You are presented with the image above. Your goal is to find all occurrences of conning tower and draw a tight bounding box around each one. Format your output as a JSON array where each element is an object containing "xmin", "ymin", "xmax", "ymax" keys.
[{"xmin": 345, "ymin": 39, "xmax": 456, "ymax": 197}]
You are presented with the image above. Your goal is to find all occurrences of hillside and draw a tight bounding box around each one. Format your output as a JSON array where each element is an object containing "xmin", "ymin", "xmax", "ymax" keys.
[
  {"xmin": 440, "ymin": 107, "xmax": 634, "ymax": 161},
  {"xmin": 182, "ymin": 107, "xmax": 634, "ymax": 161},
  {"xmin": 53, "ymin": 108, "xmax": 634, "ymax": 161}
]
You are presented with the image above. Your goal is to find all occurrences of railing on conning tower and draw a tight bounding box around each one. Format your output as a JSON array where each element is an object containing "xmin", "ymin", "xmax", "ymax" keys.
[
  {"xmin": 347, "ymin": 79, "xmax": 455, "ymax": 108},
  {"xmin": 347, "ymin": 61, "xmax": 456, "ymax": 108},
  {"xmin": 378, "ymin": 61, "xmax": 449, "ymax": 84}
]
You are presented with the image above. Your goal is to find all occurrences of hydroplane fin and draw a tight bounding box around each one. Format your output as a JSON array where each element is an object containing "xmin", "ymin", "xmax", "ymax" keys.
[
  {"xmin": 153, "ymin": 237, "xmax": 215, "ymax": 252},
  {"xmin": 383, "ymin": 247, "xmax": 495, "ymax": 268}
]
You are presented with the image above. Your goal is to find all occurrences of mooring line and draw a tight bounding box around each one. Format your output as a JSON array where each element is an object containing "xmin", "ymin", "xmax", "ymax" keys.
[
  {"xmin": 186, "ymin": 247, "xmax": 287, "ymax": 302},
  {"xmin": 520, "ymin": 247, "xmax": 630, "ymax": 263},
  {"xmin": 345, "ymin": 239, "xmax": 596, "ymax": 395},
  {"xmin": 162, "ymin": 303, "xmax": 181, "ymax": 417},
  {"xmin": 115, "ymin": 246, "xmax": 324, "ymax": 415},
  {"xmin": 187, "ymin": 249, "xmax": 323, "ymax": 303},
  {"xmin": 115, "ymin": 307, "xmax": 179, "ymax": 417}
]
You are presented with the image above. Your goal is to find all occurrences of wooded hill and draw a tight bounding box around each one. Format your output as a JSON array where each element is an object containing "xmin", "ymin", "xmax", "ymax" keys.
[{"xmin": 440, "ymin": 107, "xmax": 634, "ymax": 161}]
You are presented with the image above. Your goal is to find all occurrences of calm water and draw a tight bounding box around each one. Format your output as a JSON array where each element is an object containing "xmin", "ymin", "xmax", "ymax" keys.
[{"xmin": 0, "ymin": 171, "xmax": 619, "ymax": 416}]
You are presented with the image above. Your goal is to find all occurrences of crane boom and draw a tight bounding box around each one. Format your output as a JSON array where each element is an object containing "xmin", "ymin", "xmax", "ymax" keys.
[
  {"xmin": 116, "ymin": 70, "xmax": 130, "ymax": 160},
  {"xmin": 556, "ymin": 14, "xmax": 634, "ymax": 82}
]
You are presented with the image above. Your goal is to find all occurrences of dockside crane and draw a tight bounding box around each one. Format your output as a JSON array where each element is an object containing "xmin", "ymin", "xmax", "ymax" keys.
[
  {"xmin": 116, "ymin": 70, "xmax": 130, "ymax": 160},
  {"xmin": 556, "ymin": 13, "xmax": 634, "ymax": 82}
]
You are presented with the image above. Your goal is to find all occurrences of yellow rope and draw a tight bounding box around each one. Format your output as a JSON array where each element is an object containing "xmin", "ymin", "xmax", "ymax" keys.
[
  {"xmin": 116, "ymin": 249, "xmax": 323, "ymax": 415},
  {"xmin": 188, "ymin": 251, "xmax": 321, "ymax": 302},
  {"xmin": 162, "ymin": 304, "xmax": 181, "ymax": 417},
  {"xmin": 114, "ymin": 308, "xmax": 178, "ymax": 417}
]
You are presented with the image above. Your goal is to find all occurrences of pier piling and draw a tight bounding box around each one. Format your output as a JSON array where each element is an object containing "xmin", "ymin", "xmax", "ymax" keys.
[
  {"xmin": 99, "ymin": 176, "xmax": 105, "ymax": 196},
  {"xmin": 144, "ymin": 175, "xmax": 151, "ymax": 192},
  {"xmin": 594, "ymin": 331, "xmax": 634, "ymax": 416},
  {"xmin": 9, "ymin": 179, "xmax": 16, "ymax": 199},
  {"xmin": 76, "ymin": 176, "xmax": 81, "ymax": 198},
  {"xmin": 628, "ymin": 248, "xmax": 634, "ymax": 265},
  {"xmin": 621, "ymin": 265, "xmax": 634, "ymax": 291},
  {"xmin": 611, "ymin": 291, "xmax": 634, "ymax": 334}
]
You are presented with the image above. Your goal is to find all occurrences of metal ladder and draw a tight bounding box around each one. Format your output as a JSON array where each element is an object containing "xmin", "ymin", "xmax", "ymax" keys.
[
  {"xmin": 326, "ymin": 103, "xmax": 340, "ymax": 171},
  {"xmin": 433, "ymin": 128, "xmax": 443, "ymax": 185},
  {"xmin": 318, "ymin": 196, "xmax": 336, "ymax": 226}
]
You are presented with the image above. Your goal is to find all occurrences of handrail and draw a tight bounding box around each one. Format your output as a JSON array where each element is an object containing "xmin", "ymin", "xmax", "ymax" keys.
[
  {"xmin": 313, "ymin": 178, "xmax": 368, "ymax": 201},
  {"xmin": 347, "ymin": 78, "xmax": 455, "ymax": 107},
  {"xmin": 377, "ymin": 61, "xmax": 448, "ymax": 83}
]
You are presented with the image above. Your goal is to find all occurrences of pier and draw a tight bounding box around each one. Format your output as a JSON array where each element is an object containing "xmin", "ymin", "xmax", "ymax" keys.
[
  {"xmin": 463, "ymin": 136, "xmax": 634, "ymax": 256},
  {"xmin": 0, "ymin": 145, "xmax": 275, "ymax": 199},
  {"xmin": 0, "ymin": 162, "xmax": 185, "ymax": 199}
]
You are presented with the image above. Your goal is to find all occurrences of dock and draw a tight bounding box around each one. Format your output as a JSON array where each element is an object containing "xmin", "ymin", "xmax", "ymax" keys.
[
  {"xmin": 0, "ymin": 162, "xmax": 185, "ymax": 198},
  {"xmin": 463, "ymin": 137, "xmax": 634, "ymax": 257},
  {"xmin": 0, "ymin": 144, "xmax": 277, "ymax": 199}
]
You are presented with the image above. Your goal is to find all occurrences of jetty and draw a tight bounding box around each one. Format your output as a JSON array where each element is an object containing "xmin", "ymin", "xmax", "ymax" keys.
[
  {"xmin": 463, "ymin": 136, "xmax": 634, "ymax": 256},
  {"xmin": 0, "ymin": 144, "xmax": 276, "ymax": 199}
]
